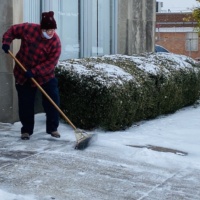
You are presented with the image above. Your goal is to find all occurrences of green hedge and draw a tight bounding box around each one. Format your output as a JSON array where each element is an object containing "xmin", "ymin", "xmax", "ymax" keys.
[{"xmin": 55, "ymin": 53, "xmax": 200, "ymax": 131}]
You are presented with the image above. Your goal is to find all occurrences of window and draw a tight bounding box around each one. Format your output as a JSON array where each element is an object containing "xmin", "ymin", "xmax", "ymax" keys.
[
  {"xmin": 23, "ymin": 0, "xmax": 41, "ymax": 23},
  {"xmin": 185, "ymin": 32, "xmax": 198, "ymax": 52},
  {"xmin": 57, "ymin": 0, "xmax": 80, "ymax": 59},
  {"xmin": 80, "ymin": 0, "xmax": 117, "ymax": 58},
  {"xmin": 23, "ymin": 0, "xmax": 117, "ymax": 59},
  {"xmin": 80, "ymin": 0, "xmax": 116, "ymax": 58}
]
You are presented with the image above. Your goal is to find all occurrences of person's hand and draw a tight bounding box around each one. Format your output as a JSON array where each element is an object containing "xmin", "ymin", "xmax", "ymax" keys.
[
  {"xmin": 2, "ymin": 44, "xmax": 10, "ymax": 54},
  {"xmin": 24, "ymin": 70, "xmax": 34, "ymax": 78}
]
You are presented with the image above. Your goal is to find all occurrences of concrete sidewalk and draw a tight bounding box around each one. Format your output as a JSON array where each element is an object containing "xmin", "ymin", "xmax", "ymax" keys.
[{"xmin": 0, "ymin": 123, "xmax": 200, "ymax": 200}]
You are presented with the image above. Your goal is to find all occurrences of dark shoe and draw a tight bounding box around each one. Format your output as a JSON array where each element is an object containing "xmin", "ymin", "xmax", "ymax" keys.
[
  {"xmin": 21, "ymin": 133, "xmax": 30, "ymax": 140},
  {"xmin": 51, "ymin": 131, "xmax": 60, "ymax": 138}
]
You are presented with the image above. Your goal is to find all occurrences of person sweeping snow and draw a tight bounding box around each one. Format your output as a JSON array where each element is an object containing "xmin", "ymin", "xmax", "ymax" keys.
[{"xmin": 2, "ymin": 11, "xmax": 61, "ymax": 140}]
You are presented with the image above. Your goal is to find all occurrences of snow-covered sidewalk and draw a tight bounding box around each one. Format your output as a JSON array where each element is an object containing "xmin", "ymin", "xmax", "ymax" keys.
[{"xmin": 0, "ymin": 104, "xmax": 200, "ymax": 199}]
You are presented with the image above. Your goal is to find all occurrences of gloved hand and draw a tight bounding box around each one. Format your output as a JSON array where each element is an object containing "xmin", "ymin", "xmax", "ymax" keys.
[
  {"xmin": 24, "ymin": 70, "xmax": 34, "ymax": 78},
  {"xmin": 2, "ymin": 44, "xmax": 10, "ymax": 54}
]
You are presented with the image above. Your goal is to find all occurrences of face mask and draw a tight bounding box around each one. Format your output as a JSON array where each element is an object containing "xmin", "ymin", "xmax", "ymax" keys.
[{"xmin": 42, "ymin": 31, "xmax": 54, "ymax": 39}]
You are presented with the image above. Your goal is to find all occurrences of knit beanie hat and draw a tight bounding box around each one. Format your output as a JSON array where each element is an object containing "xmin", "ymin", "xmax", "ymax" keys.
[{"xmin": 40, "ymin": 11, "xmax": 57, "ymax": 29}]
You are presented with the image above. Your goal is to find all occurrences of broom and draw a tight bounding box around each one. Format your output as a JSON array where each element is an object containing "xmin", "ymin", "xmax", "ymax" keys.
[{"xmin": 8, "ymin": 50, "xmax": 96, "ymax": 150}]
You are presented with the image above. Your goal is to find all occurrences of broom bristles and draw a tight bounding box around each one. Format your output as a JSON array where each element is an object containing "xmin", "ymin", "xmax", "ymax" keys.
[{"xmin": 75, "ymin": 134, "xmax": 96, "ymax": 150}]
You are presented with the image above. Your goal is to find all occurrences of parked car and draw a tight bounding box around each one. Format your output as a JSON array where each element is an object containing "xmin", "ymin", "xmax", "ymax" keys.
[{"xmin": 155, "ymin": 44, "xmax": 169, "ymax": 53}]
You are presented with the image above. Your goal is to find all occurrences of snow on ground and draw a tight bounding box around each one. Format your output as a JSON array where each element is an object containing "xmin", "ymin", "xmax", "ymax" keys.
[
  {"xmin": 95, "ymin": 104, "xmax": 200, "ymax": 169},
  {"xmin": 0, "ymin": 53, "xmax": 200, "ymax": 199},
  {"xmin": 0, "ymin": 103, "xmax": 200, "ymax": 199},
  {"xmin": 0, "ymin": 189, "xmax": 36, "ymax": 200}
]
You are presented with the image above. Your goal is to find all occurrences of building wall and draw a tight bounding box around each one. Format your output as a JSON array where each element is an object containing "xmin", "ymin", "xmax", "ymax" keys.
[
  {"xmin": 0, "ymin": 0, "xmax": 156, "ymax": 123},
  {"xmin": 146, "ymin": 0, "xmax": 156, "ymax": 52},
  {"xmin": 0, "ymin": 0, "xmax": 23, "ymax": 123},
  {"xmin": 156, "ymin": 32, "xmax": 200, "ymax": 59},
  {"xmin": 117, "ymin": 0, "xmax": 156, "ymax": 54},
  {"xmin": 156, "ymin": 12, "xmax": 199, "ymax": 60}
]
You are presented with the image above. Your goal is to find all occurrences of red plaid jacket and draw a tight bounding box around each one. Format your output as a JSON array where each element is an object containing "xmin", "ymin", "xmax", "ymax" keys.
[{"xmin": 2, "ymin": 23, "xmax": 61, "ymax": 86}]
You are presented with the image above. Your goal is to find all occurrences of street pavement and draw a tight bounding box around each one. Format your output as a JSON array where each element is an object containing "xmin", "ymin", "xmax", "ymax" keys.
[{"xmin": 0, "ymin": 122, "xmax": 200, "ymax": 200}]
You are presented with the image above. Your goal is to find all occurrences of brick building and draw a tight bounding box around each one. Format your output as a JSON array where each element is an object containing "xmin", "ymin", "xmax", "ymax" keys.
[{"xmin": 156, "ymin": 12, "xmax": 199, "ymax": 60}]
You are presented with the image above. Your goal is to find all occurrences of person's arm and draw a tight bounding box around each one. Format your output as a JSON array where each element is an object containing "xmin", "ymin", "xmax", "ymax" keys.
[{"xmin": 2, "ymin": 23, "xmax": 27, "ymax": 45}]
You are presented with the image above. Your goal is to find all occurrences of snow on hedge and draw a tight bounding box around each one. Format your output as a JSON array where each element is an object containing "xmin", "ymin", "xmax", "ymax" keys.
[{"xmin": 56, "ymin": 53, "xmax": 200, "ymax": 131}]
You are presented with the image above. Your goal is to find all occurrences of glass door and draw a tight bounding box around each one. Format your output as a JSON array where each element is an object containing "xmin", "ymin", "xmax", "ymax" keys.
[
  {"xmin": 80, "ymin": 0, "xmax": 117, "ymax": 58},
  {"xmin": 57, "ymin": 0, "xmax": 80, "ymax": 59},
  {"xmin": 24, "ymin": 0, "xmax": 117, "ymax": 59}
]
